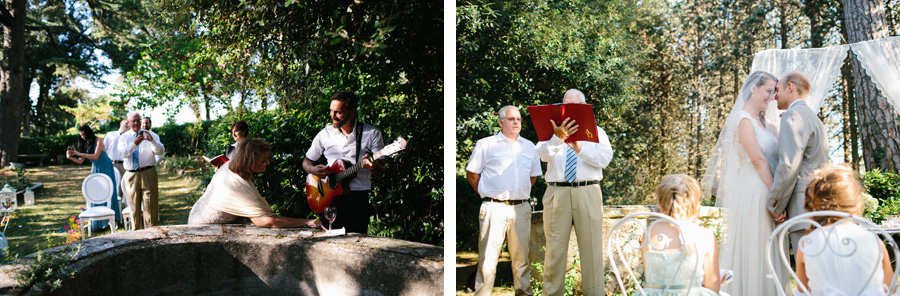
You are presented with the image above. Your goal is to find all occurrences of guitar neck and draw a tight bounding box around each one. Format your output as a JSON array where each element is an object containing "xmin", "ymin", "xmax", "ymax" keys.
[{"xmin": 334, "ymin": 151, "xmax": 384, "ymax": 181}]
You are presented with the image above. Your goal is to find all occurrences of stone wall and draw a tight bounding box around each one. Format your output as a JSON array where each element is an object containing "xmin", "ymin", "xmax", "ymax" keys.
[{"xmin": 0, "ymin": 225, "xmax": 443, "ymax": 295}]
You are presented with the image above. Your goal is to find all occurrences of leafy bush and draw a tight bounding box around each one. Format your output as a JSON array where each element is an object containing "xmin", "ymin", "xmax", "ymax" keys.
[
  {"xmin": 154, "ymin": 102, "xmax": 443, "ymax": 245},
  {"xmin": 17, "ymin": 135, "xmax": 82, "ymax": 165},
  {"xmin": 862, "ymin": 169, "xmax": 900, "ymax": 224},
  {"xmin": 2, "ymin": 166, "xmax": 33, "ymax": 191}
]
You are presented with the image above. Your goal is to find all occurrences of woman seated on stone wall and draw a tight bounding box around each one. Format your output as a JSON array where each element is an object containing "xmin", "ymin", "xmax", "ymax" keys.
[{"xmin": 189, "ymin": 138, "xmax": 324, "ymax": 229}]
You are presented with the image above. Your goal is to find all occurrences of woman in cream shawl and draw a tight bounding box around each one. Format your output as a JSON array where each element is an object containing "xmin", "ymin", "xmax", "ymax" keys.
[{"xmin": 189, "ymin": 138, "xmax": 324, "ymax": 229}]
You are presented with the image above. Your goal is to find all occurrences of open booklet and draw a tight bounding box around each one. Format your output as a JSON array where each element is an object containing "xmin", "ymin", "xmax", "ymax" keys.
[
  {"xmin": 527, "ymin": 103, "xmax": 599, "ymax": 143},
  {"xmin": 202, "ymin": 154, "xmax": 229, "ymax": 169}
]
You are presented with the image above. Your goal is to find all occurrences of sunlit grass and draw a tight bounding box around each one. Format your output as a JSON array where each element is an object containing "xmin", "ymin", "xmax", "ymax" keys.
[{"xmin": 1, "ymin": 164, "xmax": 200, "ymax": 257}]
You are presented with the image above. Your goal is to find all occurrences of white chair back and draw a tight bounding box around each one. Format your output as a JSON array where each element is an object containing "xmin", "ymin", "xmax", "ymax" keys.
[
  {"xmin": 606, "ymin": 212, "xmax": 701, "ymax": 296},
  {"xmin": 113, "ymin": 167, "xmax": 121, "ymax": 200},
  {"xmin": 766, "ymin": 210, "xmax": 900, "ymax": 296},
  {"xmin": 81, "ymin": 173, "xmax": 113, "ymax": 207}
]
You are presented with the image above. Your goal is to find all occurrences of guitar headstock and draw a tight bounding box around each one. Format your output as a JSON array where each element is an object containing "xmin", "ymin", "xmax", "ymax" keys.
[{"xmin": 377, "ymin": 137, "xmax": 408, "ymax": 158}]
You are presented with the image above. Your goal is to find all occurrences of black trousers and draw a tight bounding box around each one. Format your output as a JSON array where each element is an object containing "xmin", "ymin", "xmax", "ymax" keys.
[{"xmin": 321, "ymin": 190, "xmax": 372, "ymax": 234}]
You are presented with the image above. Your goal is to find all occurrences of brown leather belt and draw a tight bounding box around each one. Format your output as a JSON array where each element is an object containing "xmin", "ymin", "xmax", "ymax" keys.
[
  {"xmin": 482, "ymin": 197, "xmax": 526, "ymax": 205},
  {"xmin": 126, "ymin": 166, "xmax": 155, "ymax": 173},
  {"xmin": 547, "ymin": 181, "xmax": 599, "ymax": 187}
]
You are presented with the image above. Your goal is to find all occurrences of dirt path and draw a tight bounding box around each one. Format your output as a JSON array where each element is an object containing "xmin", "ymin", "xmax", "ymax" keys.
[{"xmin": 1, "ymin": 164, "xmax": 200, "ymax": 257}]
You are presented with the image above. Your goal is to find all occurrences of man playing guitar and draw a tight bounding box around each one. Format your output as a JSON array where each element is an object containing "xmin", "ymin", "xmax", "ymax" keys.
[{"xmin": 303, "ymin": 90, "xmax": 385, "ymax": 234}]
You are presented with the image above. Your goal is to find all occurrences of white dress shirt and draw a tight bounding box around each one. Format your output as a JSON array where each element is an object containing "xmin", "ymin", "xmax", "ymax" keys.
[
  {"xmin": 118, "ymin": 129, "xmax": 165, "ymax": 170},
  {"xmin": 466, "ymin": 133, "xmax": 542, "ymax": 200},
  {"xmin": 535, "ymin": 125, "xmax": 613, "ymax": 182},
  {"xmin": 305, "ymin": 123, "xmax": 384, "ymax": 191},
  {"xmin": 104, "ymin": 131, "xmax": 124, "ymax": 161}
]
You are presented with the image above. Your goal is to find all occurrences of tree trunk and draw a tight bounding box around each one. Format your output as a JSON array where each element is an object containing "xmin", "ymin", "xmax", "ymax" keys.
[
  {"xmin": 0, "ymin": 0, "xmax": 28, "ymax": 166},
  {"xmin": 842, "ymin": 0, "xmax": 900, "ymax": 172}
]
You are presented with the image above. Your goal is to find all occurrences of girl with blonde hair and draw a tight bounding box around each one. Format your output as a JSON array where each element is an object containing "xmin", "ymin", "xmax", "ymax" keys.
[
  {"xmin": 638, "ymin": 174, "xmax": 722, "ymax": 295},
  {"xmin": 794, "ymin": 165, "xmax": 893, "ymax": 295}
]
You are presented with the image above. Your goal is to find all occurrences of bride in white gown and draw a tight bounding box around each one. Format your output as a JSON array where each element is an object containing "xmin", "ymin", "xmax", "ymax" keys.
[{"xmin": 701, "ymin": 71, "xmax": 790, "ymax": 296}]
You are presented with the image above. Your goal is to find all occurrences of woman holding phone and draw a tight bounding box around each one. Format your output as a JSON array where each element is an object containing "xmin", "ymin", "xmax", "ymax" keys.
[{"xmin": 66, "ymin": 125, "xmax": 123, "ymax": 232}]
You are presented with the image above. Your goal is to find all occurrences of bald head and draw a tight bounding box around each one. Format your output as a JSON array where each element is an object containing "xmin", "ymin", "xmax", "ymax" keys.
[{"xmin": 562, "ymin": 89, "xmax": 586, "ymax": 104}]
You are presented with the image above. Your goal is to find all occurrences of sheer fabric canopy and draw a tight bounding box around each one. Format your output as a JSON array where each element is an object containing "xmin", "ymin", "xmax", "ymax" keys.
[{"xmin": 750, "ymin": 36, "xmax": 900, "ymax": 116}]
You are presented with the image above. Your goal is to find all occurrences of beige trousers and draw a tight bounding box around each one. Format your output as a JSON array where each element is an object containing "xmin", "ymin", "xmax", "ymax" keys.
[
  {"xmin": 542, "ymin": 184, "xmax": 604, "ymax": 296},
  {"xmin": 124, "ymin": 168, "xmax": 159, "ymax": 229},
  {"xmin": 475, "ymin": 201, "xmax": 533, "ymax": 296}
]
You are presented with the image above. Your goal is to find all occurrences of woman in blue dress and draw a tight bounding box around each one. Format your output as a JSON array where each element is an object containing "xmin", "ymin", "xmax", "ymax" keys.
[{"xmin": 66, "ymin": 125, "xmax": 123, "ymax": 232}]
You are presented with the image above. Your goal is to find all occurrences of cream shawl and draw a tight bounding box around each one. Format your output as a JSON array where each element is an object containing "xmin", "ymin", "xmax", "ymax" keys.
[{"xmin": 205, "ymin": 162, "xmax": 274, "ymax": 218}]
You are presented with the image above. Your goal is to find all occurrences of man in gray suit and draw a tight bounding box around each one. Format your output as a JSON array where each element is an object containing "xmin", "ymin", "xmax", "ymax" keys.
[{"xmin": 766, "ymin": 71, "xmax": 829, "ymax": 252}]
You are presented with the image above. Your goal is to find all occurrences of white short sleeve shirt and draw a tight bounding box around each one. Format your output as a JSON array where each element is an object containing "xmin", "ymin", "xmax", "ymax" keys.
[
  {"xmin": 466, "ymin": 134, "xmax": 543, "ymax": 200},
  {"xmin": 305, "ymin": 123, "xmax": 385, "ymax": 191}
]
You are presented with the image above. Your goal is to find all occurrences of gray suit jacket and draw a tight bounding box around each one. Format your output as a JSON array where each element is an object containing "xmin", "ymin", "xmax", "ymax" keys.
[{"xmin": 766, "ymin": 100, "xmax": 829, "ymax": 232}]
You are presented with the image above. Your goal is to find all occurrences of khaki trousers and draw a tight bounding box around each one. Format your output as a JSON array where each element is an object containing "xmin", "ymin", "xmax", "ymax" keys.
[
  {"xmin": 475, "ymin": 201, "xmax": 533, "ymax": 296},
  {"xmin": 124, "ymin": 168, "xmax": 159, "ymax": 229},
  {"xmin": 542, "ymin": 184, "xmax": 604, "ymax": 296}
]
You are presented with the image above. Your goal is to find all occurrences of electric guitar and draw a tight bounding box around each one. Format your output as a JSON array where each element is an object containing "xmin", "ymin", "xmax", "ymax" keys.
[{"xmin": 306, "ymin": 137, "xmax": 407, "ymax": 213}]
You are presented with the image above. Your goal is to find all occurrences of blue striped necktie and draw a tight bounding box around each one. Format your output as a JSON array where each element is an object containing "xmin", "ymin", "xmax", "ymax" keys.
[
  {"xmin": 564, "ymin": 147, "xmax": 577, "ymax": 183},
  {"xmin": 132, "ymin": 133, "xmax": 140, "ymax": 170}
]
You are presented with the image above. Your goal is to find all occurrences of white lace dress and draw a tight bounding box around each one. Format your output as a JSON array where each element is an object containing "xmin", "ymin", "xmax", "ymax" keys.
[
  {"xmin": 638, "ymin": 222, "xmax": 719, "ymax": 296},
  {"xmin": 720, "ymin": 111, "xmax": 790, "ymax": 296},
  {"xmin": 801, "ymin": 223, "xmax": 887, "ymax": 296}
]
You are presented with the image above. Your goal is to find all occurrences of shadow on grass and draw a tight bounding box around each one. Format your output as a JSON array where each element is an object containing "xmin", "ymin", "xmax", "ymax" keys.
[{"xmin": 1, "ymin": 164, "xmax": 201, "ymax": 257}]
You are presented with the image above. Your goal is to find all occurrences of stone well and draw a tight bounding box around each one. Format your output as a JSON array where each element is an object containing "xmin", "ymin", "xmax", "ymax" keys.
[{"xmin": 0, "ymin": 225, "xmax": 443, "ymax": 295}]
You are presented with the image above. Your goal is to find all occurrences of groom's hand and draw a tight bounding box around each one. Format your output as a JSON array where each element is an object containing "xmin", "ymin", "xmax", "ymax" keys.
[{"xmin": 768, "ymin": 209, "xmax": 787, "ymax": 224}]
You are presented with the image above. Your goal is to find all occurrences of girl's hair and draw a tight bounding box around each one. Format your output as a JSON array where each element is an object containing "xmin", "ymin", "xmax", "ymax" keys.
[
  {"xmin": 656, "ymin": 174, "xmax": 702, "ymax": 220},
  {"xmin": 229, "ymin": 138, "xmax": 272, "ymax": 180},
  {"xmin": 77, "ymin": 125, "xmax": 98, "ymax": 153},
  {"xmin": 804, "ymin": 165, "xmax": 864, "ymax": 227}
]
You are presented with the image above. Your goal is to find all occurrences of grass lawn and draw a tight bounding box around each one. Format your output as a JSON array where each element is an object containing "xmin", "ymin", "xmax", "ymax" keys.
[
  {"xmin": 1, "ymin": 164, "xmax": 201, "ymax": 258},
  {"xmin": 456, "ymin": 250, "xmax": 518, "ymax": 295}
]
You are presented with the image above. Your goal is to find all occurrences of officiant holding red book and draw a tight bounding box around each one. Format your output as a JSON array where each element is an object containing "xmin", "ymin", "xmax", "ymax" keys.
[{"xmin": 532, "ymin": 89, "xmax": 613, "ymax": 296}]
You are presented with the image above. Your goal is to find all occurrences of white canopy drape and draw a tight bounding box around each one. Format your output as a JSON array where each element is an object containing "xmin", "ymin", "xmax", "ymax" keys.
[{"xmin": 749, "ymin": 36, "xmax": 900, "ymax": 117}]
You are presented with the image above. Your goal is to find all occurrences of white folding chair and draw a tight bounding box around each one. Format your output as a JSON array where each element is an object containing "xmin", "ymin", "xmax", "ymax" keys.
[
  {"xmin": 80, "ymin": 173, "xmax": 117, "ymax": 239},
  {"xmin": 606, "ymin": 212, "xmax": 702, "ymax": 296},
  {"xmin": 120, "ymin": 176, "xmax": 134, "ymax": 231},
  {"xmin": 766, "ymin": 210, "xmax": 900, "ymax": 296}
]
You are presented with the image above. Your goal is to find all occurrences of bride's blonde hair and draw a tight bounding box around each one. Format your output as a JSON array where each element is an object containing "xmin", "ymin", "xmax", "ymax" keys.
[
  {"xmin": 804, "ymin": 164, "xmax": 863, "ymax": 227},
  {"xmin": 656, "ymin": 174, "xmax": 701, "ymax": 220}
]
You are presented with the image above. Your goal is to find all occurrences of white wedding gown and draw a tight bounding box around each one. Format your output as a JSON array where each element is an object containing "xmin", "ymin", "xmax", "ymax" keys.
[{"xmin": 720, "ymin": 111, "xmax": 790, "ymax": 296}]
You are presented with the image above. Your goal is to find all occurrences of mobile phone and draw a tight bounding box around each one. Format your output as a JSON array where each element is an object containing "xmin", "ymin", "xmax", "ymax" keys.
[{"xmin": 67, "ymin": 146, "xmax": 74, "ymax": 150}]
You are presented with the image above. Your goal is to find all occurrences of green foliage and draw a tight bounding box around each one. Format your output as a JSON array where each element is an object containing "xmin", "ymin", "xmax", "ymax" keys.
[
  {"xmin": 16, "ymin": 135, "xmax": 84, "ymax": 165},
  {"xmin": 862, "ymin": 168, "xmax": 900, "ymax": 201},
  {"xmin": 1, "ymin": 166, "xmax": 33, "ymax": 191},
  {"xmin": 13, "ymin": 246, "xmax": 81, "ymax": 294},
  {"xmin": 529, "ymin": 246, "xmax": 582, "ymax": 296},
  {"xmin": 862, "ymin": 169, "xmax": 900, "ymax": 224},
  {"xmin": 150, "ymin": 104, "xmax": 443, "ymax": 245}
]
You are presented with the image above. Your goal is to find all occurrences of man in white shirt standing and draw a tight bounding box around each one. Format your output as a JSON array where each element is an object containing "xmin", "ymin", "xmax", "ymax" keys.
[
  {"xmin": 535, "ymin": 89, "xmax": 613, "ymax": 296},
  {"xmin": 118, "ymin": 111, "xmax": 166, "ymax": 229},
  {"xmin": 104, "ymin": 119, "xmax": 129, "ymax": 197},
  {"xmin": 466, "ymin": 105, "xmax": 542, "ymax": 296},
  {"xmin": 303, "ymin": 90, "xmax": 384, "ymax": 234}
]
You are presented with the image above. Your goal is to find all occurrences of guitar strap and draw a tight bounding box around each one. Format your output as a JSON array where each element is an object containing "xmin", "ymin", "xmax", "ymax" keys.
[{"xmin": 355, "ymin": 121, "xmax": 364, "ymax": 164}]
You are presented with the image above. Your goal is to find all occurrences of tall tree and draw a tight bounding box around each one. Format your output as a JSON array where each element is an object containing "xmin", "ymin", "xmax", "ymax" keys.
[
  {"xmin": 0, "ymin": 0, "xmax": 28, "ymax": 166},
  {"xmin": 842, "ymin": 0, "xmax": 900, "ymax": 171},
  {"xmin": 0, "ymin": 0, "xmax": 149, "ymax": 166}
]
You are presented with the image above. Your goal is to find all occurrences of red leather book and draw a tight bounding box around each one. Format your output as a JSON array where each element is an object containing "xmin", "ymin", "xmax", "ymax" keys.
[
  {"xmin": 527, "ymin": 103, "xmax": 599, "ymax": 143},
  {"xmin": 202, "ymin": 154, "xmax": 229, "ymax": 169}
]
